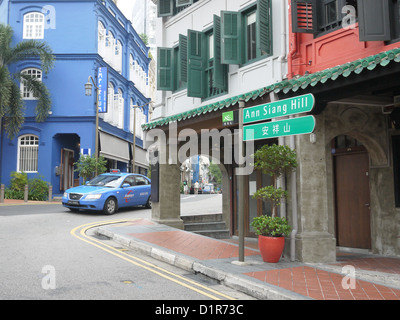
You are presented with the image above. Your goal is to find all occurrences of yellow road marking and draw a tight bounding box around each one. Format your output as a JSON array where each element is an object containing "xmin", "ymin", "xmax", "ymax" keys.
[{"xmin": 70, "ymin": 220, "xmax": 236, "ymax": 300}]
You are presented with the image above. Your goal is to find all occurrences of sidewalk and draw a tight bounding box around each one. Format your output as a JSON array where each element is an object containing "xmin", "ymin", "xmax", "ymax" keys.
[
  {"xmin": 0, "ymin": 199, "xmax": 61, "ymax": 206},
  {"xmin": 96, "ymin": 219, "xmax": 400, "ymax": 300}
]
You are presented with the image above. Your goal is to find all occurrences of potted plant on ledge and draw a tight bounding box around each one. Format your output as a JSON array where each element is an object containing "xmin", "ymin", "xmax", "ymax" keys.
[{"xmin": 250, "ymin": 144, "xmax": 297, "ymax": 263}]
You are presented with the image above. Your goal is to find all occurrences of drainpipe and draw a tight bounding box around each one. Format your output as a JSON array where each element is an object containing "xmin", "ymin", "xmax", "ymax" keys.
[
  {"xmin": 290, "ymin": 132, "xmax": 298, "ymax": 262},
  {"xmin": 277, "ymin": 0, "xmax": 287, "ymax": 82},
  {"xmin": 276, "ymin": 0, "xmax": 288, "ymax": 217},
  {"xmin": 287, "ymin": 2, "xmax": 297, "ymax": 80}
]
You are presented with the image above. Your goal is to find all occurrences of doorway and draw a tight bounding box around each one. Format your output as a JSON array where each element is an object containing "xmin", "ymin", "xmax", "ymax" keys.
[
  {"xmin": 61, "ymin": 148, "xmax": 75, "ymax": 191},
  {"xmin": 333, "ymin": 135, "xmax": 371, "ymax": 249}
]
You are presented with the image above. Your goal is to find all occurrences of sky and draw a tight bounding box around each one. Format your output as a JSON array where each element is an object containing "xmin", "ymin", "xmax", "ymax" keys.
[{"xmin": 116, "ymin": 0, "xmax": 137, "ymax": 20}]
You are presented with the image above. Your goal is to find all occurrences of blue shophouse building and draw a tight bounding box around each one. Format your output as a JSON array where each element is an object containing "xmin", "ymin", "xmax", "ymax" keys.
[{"xmin": 0, "ymin": 0, "xmax": 151, "ymax": 195}]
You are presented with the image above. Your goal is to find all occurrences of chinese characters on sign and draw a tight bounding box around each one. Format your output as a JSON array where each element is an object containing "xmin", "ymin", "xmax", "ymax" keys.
[
  {"xmin": 97, "ymin": 67, "xmax": 108, "ymax": 113},
  {"xmin": 243, "ymin": 116, "xmax": 316, "ymax": 142},
  {"xmin": 241, "ymin": 93, "xmax": 316, "ymax": 141}
]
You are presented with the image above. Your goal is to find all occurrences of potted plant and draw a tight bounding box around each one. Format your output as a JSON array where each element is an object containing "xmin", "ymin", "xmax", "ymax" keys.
[
  {"xmin": 250, "ymin": 144, "xmax": 297, "ymax": 263},
  {"xmin": 251, "ymin": 215, "xmax": 291, "ymax": 263}
]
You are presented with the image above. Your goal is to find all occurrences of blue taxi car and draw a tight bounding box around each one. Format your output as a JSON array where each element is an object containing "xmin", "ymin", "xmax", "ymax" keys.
[{"xmin": 62, "ymin": 171, "xmax": 151, "ymax": 215}]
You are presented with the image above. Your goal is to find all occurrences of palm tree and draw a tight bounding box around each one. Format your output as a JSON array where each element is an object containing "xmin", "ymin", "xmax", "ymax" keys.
[{"xmin": 0, "ymin": 23, "xmax": 54, "ymax": 139}]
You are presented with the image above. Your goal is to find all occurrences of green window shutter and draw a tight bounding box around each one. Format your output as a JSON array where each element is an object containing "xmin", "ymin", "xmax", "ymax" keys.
[
  {"xmin": 157, "ymin": 47, "xmax": 175, "ymax": 91},
  {"xmin": 213, "ymin": 15, "xmax": 228, "ymax": 91},
  {"xmin": 179, "ymin": 34, "xmax": 188, "ymax": 83},
  {"xmin": 187, "ymin": 29, "xmax": 206, "ymax": 98},
  {"xmin": 176, "ymin": 0, "xmax": 193, "ymax": 8},
  {"xmin": 221, "ymin": 11, "xmax": 243, "ymax": 65},
  {"xmin": 291, "ymin": 0, "xmax": 318, "ymax": 34},
  {"xmin": 257, "ymin": 0, "xmax": 272, "ymax": 56},
  {"xmin": 358, "ymin": 0, "xmax": 392, "ymax": 41},
  {"xmin": 158, "ymin": 0, "xmax": 173, "ymax": 17}
]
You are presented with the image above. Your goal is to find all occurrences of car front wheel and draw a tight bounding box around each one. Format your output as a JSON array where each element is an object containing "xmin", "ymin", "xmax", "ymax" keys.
[{"xmin": 103, "ymin": 197, "xmax": 117, "ymax": 215}]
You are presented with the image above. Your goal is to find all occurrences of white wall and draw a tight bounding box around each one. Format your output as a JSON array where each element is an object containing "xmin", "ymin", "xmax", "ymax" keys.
[{"xmin": 152, "ymin": 0, "xmax": 288, "ymax": 120}]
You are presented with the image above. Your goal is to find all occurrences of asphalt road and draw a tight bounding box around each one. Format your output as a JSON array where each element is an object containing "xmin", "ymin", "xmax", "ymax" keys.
[{"xmin": 0, "ymin": 196, "xmax": 252, "ymax": 301}]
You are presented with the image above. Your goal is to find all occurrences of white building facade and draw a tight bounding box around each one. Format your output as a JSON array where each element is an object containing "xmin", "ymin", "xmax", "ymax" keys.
[
  {"xmin": 145, "ymin": 0, "xmax": 290, "ymax": 237},
  {"xmin": 151, "ymin": 0, "xmax": 288, "ymax": 120}
]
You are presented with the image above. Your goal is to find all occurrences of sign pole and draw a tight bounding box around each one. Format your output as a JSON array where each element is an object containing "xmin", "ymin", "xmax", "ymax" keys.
[
  {"xmin": 238, "ymin": 99, "xmax": 245, "ymax": 262},
  {"xmin": 95, "ymin": 83, "xmax": 99, "ymax": 176}
]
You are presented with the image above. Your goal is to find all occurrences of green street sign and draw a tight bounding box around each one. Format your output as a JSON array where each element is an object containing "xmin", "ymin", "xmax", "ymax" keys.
[
  {"xmin": 243, "ymin": 94, "xmax": 315, "ymax": 124},
  {"xmin": 243, "ymin": 116, "xmax": 316, "ymax": 141}
]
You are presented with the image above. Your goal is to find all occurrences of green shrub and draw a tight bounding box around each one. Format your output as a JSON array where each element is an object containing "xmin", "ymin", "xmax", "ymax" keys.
[
  {"xmin": 28, "ymin": 176, "xmax": 49, "ymax": 201},
  {"xmin": 10, "ymin": 171, "xmax": 28, "ymax": 191},
  {"xmin": 4, "ymin": 188, "xmax": 24, "ymax": 200},
  {"xmin": 5, "ymin": 172, "xmax": 49, "ymax": 201},
  {"xmin": 251, "ymin": 216, "xmax": 292, "ymax": 237}
]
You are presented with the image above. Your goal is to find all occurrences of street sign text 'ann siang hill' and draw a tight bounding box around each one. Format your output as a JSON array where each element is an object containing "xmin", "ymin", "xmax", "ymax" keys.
[{"xmin": 243, "ymin": 94, "xmax": 315, "ymax": 124}]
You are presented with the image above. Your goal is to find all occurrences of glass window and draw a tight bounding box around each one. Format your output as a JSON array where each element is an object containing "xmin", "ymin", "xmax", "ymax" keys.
[
  {"xmin": 87, "ymin": 175, "xmax": 123, "ymax": 188},
  {"xmin": 20, "ymin": 68, "xmax": 42, "ymax": 100},
  {"xmin": 23, "ymin": 12, "xmax": 44, "ymax": 39},
  {"xmin": 18, "ymin": 135, "xmax": 39, "ymax": 172},
  {"xmin": 319, "ymin": 0, "xmax": 358, "ymax": 33},
  {"xmin": 205, "ymin": 31, "xmax": 222, "ymax": 99},
  {"xmin": 246, "ymin": 11, "xmax": 257, "ymax": 61},
  {"xmin": 123, "ymin": 176, "xmax": 136, "ymax": 186},
  {"xmin": 134, "ymin": 176, "xmax": 149, "ymax": 185}
]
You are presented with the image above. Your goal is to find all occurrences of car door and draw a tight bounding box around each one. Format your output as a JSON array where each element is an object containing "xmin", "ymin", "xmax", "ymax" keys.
[
  {"xmin": 119, "ymin": 175, "xmax": 136, "ymax": 208},
  {"xmin": 133, "ymin": 175, "xmax": 151, "ymax": 206}
]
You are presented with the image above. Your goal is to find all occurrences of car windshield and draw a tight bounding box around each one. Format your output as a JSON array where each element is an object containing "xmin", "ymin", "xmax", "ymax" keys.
[{"xmin": 86, "ymin": 175, "xmax": 123, "ymax": 188}]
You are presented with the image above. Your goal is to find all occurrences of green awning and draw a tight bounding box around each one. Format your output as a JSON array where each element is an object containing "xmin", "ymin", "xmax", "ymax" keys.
[{"xmin": 143, "ymin": 47, "xmax": 400, "ymax": 131}]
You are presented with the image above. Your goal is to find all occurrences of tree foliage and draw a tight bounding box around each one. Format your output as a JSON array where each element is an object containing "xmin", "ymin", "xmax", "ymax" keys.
[
  {"xmin": 0, "ymin": 23, "xmax": 55, "ymax": 138},
  {"xmin": 74, "ymin": 154, "xmax": 107, "ymax": 183},
  {"xmin": 252, "ymin": 144, "xmax": 297, "ymax": 217}
]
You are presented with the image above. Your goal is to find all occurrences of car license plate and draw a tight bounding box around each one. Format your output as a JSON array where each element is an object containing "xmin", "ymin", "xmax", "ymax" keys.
[{"xmin": 68, "ymin": 200, "xmax": 80, "ymax": 206}]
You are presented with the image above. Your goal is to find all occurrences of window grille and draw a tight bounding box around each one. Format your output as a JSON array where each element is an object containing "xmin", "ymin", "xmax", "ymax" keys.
[
  {"xmin": 18, "ymin": 135, "xmax": 39, "ymax": 172},
  {"xmin": 23, "ymin": 12, "xmax": 44, "ymax": 39},
  {"xmin": 20, "ymin": 68, "xmax": 42, "ymax": 100}
]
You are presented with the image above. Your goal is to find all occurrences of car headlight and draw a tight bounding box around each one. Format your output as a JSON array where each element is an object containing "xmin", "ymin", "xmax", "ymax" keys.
[
  {"xmin": 63, "ymin": 192, "xmax": 68, "ymax": 198},
  {"xmin": 85, "ymin": 194, "xmax": 102, "ymax": 200}
]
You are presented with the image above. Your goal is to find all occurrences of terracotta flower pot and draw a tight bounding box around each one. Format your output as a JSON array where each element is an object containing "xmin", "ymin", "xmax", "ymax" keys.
[{"xmin": 258, "ymin": 235, "xmax": 285, "ymax": 263}]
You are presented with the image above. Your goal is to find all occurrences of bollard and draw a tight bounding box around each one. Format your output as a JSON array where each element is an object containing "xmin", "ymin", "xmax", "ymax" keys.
[
  {"xmin": 24, "ymin": 184, "xmax": 28, "ymax": 203},
  {"xmin": 48, "ymin": 185, "xmax": 53, "ymax": 202},
  {"xmin": 0, "ymin": 184, "xmax": 4, "ymax": 203}
]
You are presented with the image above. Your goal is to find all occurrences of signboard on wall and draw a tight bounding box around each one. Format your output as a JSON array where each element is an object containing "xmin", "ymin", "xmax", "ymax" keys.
[{"xmin": 97, "ymin": 67, "xmax": 108, "ymax": 113}]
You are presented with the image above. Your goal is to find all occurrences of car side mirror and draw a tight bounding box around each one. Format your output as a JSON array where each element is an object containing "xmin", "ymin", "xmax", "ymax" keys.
[{"xmin": 122, "ymin": 183, "xmax": 130, "ymax": 188}]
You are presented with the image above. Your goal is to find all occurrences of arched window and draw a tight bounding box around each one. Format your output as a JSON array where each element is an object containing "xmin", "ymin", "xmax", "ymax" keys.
[
  {"xmin": 115, "ymin": 40, "xmax": 123, "ymax": 73},
  {"xmin": 130, "ymin": 100, "xmax": 145, "ymax": 140},
  {"xmin": 20, "ymin": 68, "xmax": 42, "ymax": 100},
  {"xmin": 98, "ymin": 21, "xmax": 106, "ymax": 57},
  {"xmin": 18, "ymin": 135, "xmax": 39, "ymax": 172},
  {"xmin": 116, "ymin": 89, "xmax": 124, "ymax": 128},
  {"xmin": 98, "ymin": 21, "xmax": 106, "ymax": 42},
  {"xmin": 106, "ymin": 31, "xmax": 115, "ymax": 56},
  {"xmin": 104, "ymin": 82, "xmax": 115, "ymax": 123},
  {"xmin": 23, "ymin": 12, "xmax": 44, "ymax": 39}
]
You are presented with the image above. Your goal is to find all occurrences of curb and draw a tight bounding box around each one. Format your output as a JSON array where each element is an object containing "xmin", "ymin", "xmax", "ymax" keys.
[{"xmin": 95, "ymin": 226, "xmax": 309, "ymax": 300}]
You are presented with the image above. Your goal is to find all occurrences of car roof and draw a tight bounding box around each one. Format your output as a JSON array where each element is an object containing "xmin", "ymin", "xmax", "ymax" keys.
[{"xmin": 100, "ymin": 173, "xmax": 146, "ymax": 177}]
